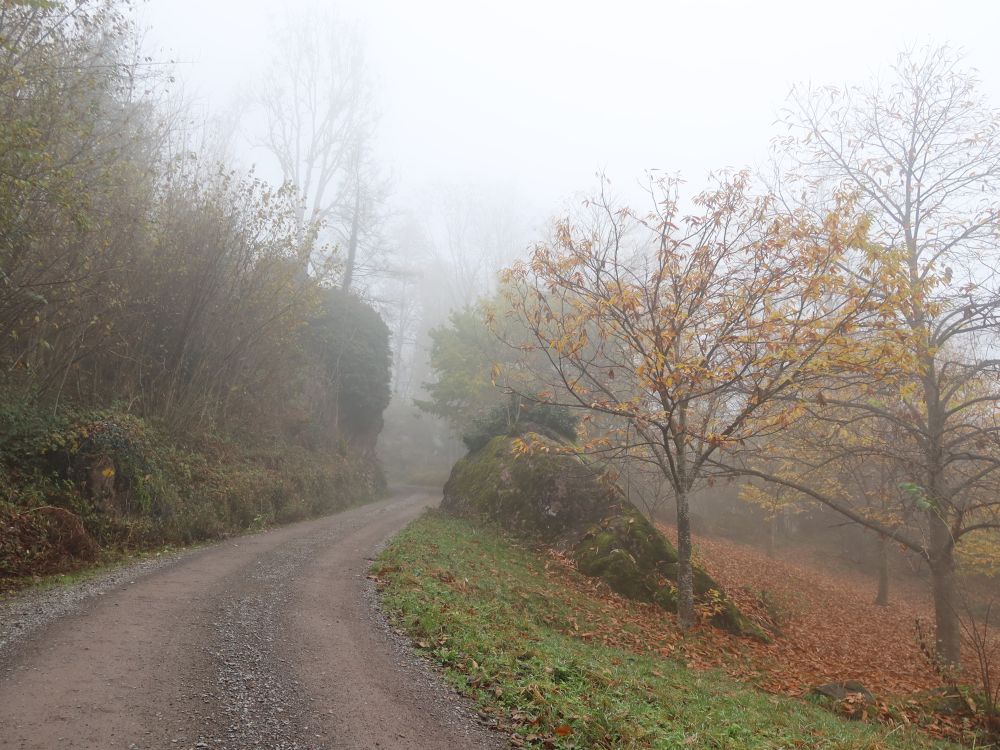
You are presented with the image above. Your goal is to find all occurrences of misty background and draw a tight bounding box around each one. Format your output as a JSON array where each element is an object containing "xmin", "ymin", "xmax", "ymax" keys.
[{"xmin": 139, "ymin": 0, "xmax": 1000, "ymax": 478}]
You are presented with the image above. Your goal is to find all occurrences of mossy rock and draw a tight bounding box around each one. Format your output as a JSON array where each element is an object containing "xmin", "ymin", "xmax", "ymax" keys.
[
  {"xmin": 712, "ymin": 598, "xmax": 770, "ymax": 641},
  {"xmin": 652, "ymin": 584, "xmax": 678, "ymax": 611},
  {"xmin": 590, "ymin": 547, "xmax": 650, "ymax": 600},
  {"xmin": 662, "ymin": 562, "xmax": 720, "ymax": 597},
  {"xmin": 441, "ymin": 433, "xmax": 617, "ymax": 543},
  {"xmin": 442, "ymin": 434, "xmax": 768, "ymax": 641},
  {"xmin": 575, "ymin": 513, "xmax": 768, "ymax": 641},
  {"xmin": 575, "ymin": 504, "xmax": 679, "ymax": 602}
]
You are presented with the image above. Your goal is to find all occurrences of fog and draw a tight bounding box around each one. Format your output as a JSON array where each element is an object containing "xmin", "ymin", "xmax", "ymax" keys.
[
  {"xmin": 4, "ymin": 2, "xmax": 1000, "ymax": 717},
  {"xmin": 137, "ymin": 0, "xmax": 1000, "ymax": 476},
  {"xmin": 143, "ymin": 0, "xmax": 1000, "ymax": 211}
]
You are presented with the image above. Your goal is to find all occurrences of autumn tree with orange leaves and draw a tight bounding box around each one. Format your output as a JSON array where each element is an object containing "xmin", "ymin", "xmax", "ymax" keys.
[{"xmin": 500, "ymin": 172, "xmax": 871, "ymax": 630}]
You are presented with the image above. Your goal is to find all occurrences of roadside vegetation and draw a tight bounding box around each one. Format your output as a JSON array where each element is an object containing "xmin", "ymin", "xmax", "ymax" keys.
[
  {"xmin": 375, "ymin": 512, "xmax": 968, "ymax": 749},
  {"xmin": 0, "ymin": 2, "xmax": 392, "ymax": 588},
  {"xmin": 414, "ymin": 46, "xmax": 1000, "ymax": 745}
]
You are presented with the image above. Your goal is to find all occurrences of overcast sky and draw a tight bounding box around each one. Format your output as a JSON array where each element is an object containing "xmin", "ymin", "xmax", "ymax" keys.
[{"xmin": 140, "ymin": 0, "xmax": 1000, "ymax": 219}]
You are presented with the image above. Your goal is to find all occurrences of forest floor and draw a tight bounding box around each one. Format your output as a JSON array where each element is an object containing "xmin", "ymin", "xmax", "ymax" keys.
[
  {"xmin": 540, "ymin": 520, "xmax": 999, "ymax": 744},
  {"xmin": 0, "ymin": 490, "xmax": 503, "ymax": 750},
  {"xmin": 649, "ymin": 523, "xmax": 980, "ymax": 696}
]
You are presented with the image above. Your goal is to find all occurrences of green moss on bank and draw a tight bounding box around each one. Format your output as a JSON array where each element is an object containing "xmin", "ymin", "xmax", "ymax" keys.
[
  {"xmin": 442, "ymin": 434, "xmax": 765, "ymax": 639},
  {"xmin": 575, "ymin": 507, "xmax": 678, "ymax": 601}
]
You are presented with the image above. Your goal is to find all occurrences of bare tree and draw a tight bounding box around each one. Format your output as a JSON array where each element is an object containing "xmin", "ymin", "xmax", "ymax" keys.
[
  {"xmin": 421, "ymin": 182, "xmax": 532, "ymax": 308},
  {"xmin": 259, "ymin": 8, "xmax": 379, "ymax": 283},
  {"xmin": 766, "ymin": 46, "xmax": 1000, "ymax": 664}
]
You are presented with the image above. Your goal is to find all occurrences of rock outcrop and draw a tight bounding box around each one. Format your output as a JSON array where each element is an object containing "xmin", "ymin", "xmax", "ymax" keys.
[
  {"xmin": 442, "ymin": 433, "xmax": 767, "ymax": 640},
  {"xmin": 442, "ymin": 433, "xmax": 616, "ymax": 543}
]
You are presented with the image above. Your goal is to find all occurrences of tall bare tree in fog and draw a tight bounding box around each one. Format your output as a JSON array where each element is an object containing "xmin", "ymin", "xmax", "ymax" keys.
[
  {"xmin": 770, "ymin": 46, "xmax": 1000, "ymax": 664},
  {"xmin": 422, "ymin": 182, "xmax": 531, "ymax": 307},
  {"xmin": 260, "ymin": 9, "xmax": 381, "ymax": 287}
]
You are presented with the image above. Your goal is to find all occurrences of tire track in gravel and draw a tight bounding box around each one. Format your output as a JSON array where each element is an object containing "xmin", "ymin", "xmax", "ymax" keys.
[
  {"xmin": 0, "ymin": 490, "xmax": 504, "ymax": 750},
  {"xmin": 207, "ymin": 533, "xmax": 320, "ymax": 750}
]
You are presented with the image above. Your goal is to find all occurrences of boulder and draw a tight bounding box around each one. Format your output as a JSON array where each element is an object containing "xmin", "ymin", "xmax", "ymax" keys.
[
  {"xmin": 575, "ymin": 509, "xmax": 765, "ymax": 639},
  {"xmin": 811, "ymin": 681, "xmax": 874, "ymax": 702},
  {"xmin": 442, "ymin": 433, "xmax": 768, "ymax": 640},
  {"xmin": 910, "ymin": 687, "xmax": 974, "ymax": 716},
  {"xmin": 441, "ymin": 433, "xmax": 615, "ymax": 544},
  {"xmin": 575, "ymin": 506, "xmax": 676, "ymax": 600},
  {"xmin": 810, "ymin": 681, "xmax": 875, "ymax": 720}
]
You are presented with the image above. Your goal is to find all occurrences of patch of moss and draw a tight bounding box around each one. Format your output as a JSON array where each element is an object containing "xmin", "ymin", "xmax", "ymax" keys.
[
  {"xmin": 575, "ymin": 505, "xmax": 679, "ymax": 602},
  {"xmin": 660, "ymin": 563, "xmax": 769, "ymax": 640},
  {"xmin": 441, "ymin": 434, "xmax": 615, "ymax": 543},
  {"xmin": 653, "ymin": 583, "xmax": 678, "ymax": 611},
  {"xmin": 662, "ymin": 562, "xmax": 721, "ymax": 596},
  {"xmin": 714, "ymin": 598, "xmax": 770, "ymax": 641},
  {"xmin": 574, "ymin": 511, "xmax": 768, "ymax": 641}
]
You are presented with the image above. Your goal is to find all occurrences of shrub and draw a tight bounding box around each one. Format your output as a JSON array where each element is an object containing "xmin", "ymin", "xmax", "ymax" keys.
[{"xmin": 462, "ymin": 400, "xmax": 578, "ymax": 452}]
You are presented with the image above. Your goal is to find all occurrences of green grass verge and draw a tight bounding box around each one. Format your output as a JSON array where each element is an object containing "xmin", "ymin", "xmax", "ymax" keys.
[{"xmin": 374, "ymin": 511, "xmax": 958, "ymax": 750}]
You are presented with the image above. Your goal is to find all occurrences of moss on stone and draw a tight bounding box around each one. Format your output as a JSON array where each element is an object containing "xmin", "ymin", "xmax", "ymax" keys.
[
  {"xmin": 712, "ymin": 600, "xmax": 770, "ymax": 641},
  {"xmin": 662, "ymin": 562, "xmax": 721, "ymax": 597},
  {"xmin": 575, "ymin": 516, "xmax": 768, "ymax": 640},
  {"xmin": 441, "ymin": 433, "xmax": 617, "ymax": 543},
  {"xmin": 652, "ymin": 584, "xmax": 678, "ymax": 612},
  {"xmin": 441, "ymin": 433, "xmax": 768, "ymax": 641},
  {"xmin": 603, "ymin": 548, "xmax": 650, "ymax": 600},
  {"xmin": 575, "ymin": 505, "xmax": 680, "ymax": 602}
]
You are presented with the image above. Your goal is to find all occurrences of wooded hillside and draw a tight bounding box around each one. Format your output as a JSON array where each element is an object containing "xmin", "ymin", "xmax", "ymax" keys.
[{"xmin": 0, "ymin": 1, "xmax": 391, "ymax": 582}]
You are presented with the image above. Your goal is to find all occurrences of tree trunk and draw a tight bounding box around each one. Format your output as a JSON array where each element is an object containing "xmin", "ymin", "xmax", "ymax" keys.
[
  {"xmin": 875, "ymin": 533, "xmax": 890, "ymax": 606},
  {"xmin": 341, "ymin": 185, "xmax": 362, "ymax": 292},
  {"xmin": 920, "ymin": 349, "xmax": 960, "ymax": 665},
  {"xmin": 675, "ymin": 487, "xmax": 695, "ymax": 630},
  {"xmin": 929, "ymin": 513, "xmax": 961, "ymax": 665}
]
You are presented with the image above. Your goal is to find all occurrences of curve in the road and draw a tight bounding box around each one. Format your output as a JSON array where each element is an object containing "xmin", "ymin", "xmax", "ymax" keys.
[{"xmin": 0, "ymin": 491, "xmax": 502, "ymax": 750}]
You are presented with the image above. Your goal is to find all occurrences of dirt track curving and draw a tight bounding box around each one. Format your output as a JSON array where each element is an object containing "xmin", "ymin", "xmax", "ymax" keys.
[{"xmin": 0, "ymin": 490, "xmax": 503, "ymax": 750}]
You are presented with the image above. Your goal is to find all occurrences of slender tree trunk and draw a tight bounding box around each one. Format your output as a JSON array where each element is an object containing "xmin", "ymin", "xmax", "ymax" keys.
[
  {"xmin": 920, "ymin": 338, "xmax": 960, "ymax": 664},
  {"xmin": 875, "ymin": 533, "xmax": 890, "ymax": 606},
  {"xmin": 670, "ymin": 401, "xmax": 696, "ymax": 630},
  {"xmin": 675, "ymin": 486, "xmax": 695, "ymax": 629},
  {"xmin": 929, "ymin": 512, "xmax": 961, "ymax": 665},
  {"xmin": 341, "ymin": 185, "xmax": 361, "ymax": 292}
]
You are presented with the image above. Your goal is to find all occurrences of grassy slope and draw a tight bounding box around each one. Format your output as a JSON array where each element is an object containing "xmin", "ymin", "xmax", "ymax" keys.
[{"xmin": 374, "ymin": 511, "xmax": 957, "ymax": 750}]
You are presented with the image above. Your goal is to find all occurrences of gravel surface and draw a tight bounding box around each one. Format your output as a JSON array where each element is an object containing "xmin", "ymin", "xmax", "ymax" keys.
[
  {"xmin": 0, "ymin": 491, "xmax": 505, "ymax": 750},
  {"xmin": 203, "ymin": 536, "xmax": 321, "ymax": 750},
  {"xmin": 0, "ymin": 551, "xmax": 192, "ymax": 661}
]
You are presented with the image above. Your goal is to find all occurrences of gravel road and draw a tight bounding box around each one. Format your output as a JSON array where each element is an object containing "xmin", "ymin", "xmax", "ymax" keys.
[{"xmin": 0, "ymin": 490, "xmax": 504, "ymax": 750}]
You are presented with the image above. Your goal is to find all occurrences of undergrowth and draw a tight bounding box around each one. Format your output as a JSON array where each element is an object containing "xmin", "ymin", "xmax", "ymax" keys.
[{"xmin": 0, "ymin": 395, "xmax": 379, "ymax": 588}]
